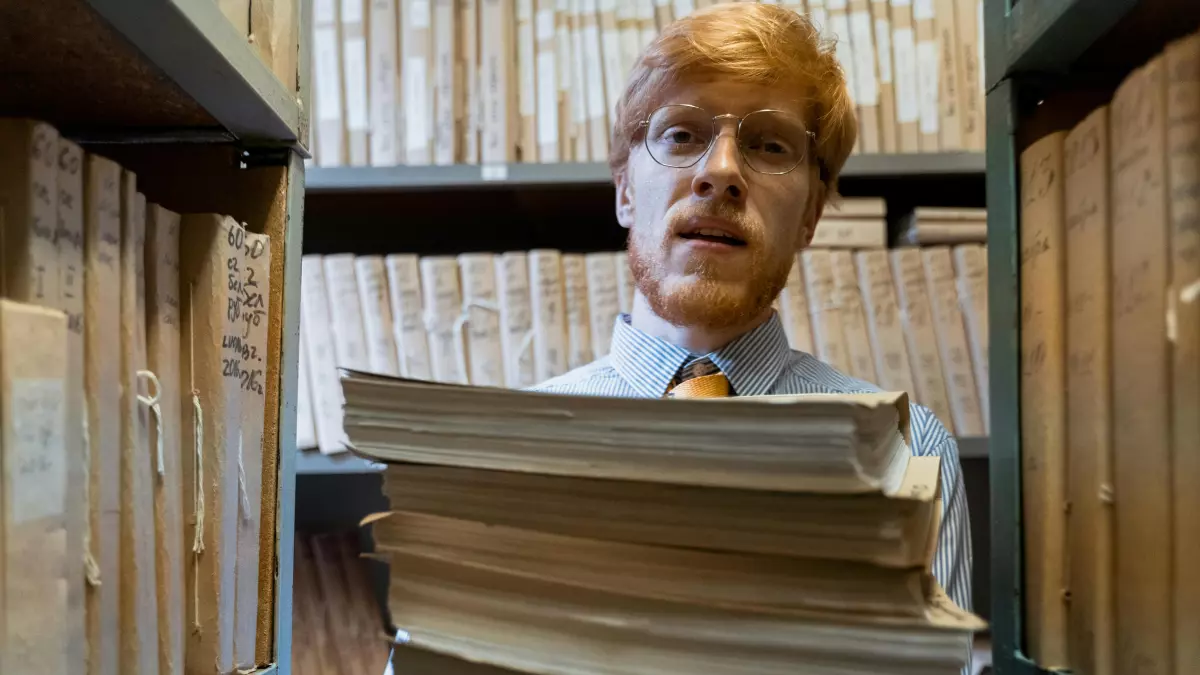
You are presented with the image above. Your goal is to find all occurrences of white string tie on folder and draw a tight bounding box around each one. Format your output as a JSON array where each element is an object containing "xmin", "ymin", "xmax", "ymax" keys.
[
  {"xmin": 237, "ymin": 437, "xmax": 252, "ymax": 522},
  {"xmin": 424, "ymin": 298, "xmax": 501, "ymax": 385},
  {"xmin": 188, "ymin": 281, "xmax": 205, "ymax": 631},
  {"xmin": 81, "ymin": 414, "xmax": 101, "ymax": 587},
  {"xmin": 383, "ymin": 628, "xmax": 412, "ymax": 675},
  {"xmin": 136, "ymin": 369, "xmax": 165, "ymax": 476}
]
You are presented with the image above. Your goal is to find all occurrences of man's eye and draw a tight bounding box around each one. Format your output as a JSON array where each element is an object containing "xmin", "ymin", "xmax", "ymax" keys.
[{"xmin": 663, "ymin": 127, "xmax": 702, "ymax": 144}]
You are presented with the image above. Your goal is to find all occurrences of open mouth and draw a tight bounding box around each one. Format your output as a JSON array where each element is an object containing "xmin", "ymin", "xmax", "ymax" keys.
[{"xmin": 678, "ymin": 228, "xmax": 747, "ymax": 246}]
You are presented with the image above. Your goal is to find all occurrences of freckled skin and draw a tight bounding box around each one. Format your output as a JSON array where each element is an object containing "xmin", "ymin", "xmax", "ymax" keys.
[{"xmin": 615, "ymin": 78, "xmax": 827, "ymax": 353}]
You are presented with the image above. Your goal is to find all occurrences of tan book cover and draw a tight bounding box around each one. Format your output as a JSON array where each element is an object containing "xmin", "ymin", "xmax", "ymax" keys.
[
  {"xmin": 855, "ymin": 249, "xmax": 916, "ymax": 396},
  {"xmin": 296, "ymin": 330, "xmax": 318, "ymax": 450},
  {"xmin": 461, "ymin": 0, "xmax": 483, "ymax": 163},
  {"xmin": 313, "ymin": 0, "xmax": 347, "ymax": 166},
  {"xmin": 83, "ymin": 153, "xmax": 122, "ymax": 675},
  {"xmin": 118, "ymin": 178, "xmax": 157, "ymax": 675},
  {"xmin": 234, "ymin": 233, "xmax": 271, "ymax": 670},
  {"xmin": 889, "ymin": 0, "xmax": 921, "ymax": 151},
  {"xmin": 251, "ymin": 0, "xmax": 300, "ymax": 97},
  {"xmin": 529, "ymin": 249, "xmax": 570, "ymax": 381},
  {"xmin": 323, "ymin": 253, "xmax": 372, "ymax": 371},
  {"xmin": 53, "ymin": 137, "xmax": 87, "ymax": 675},
  {"xmin": 568, "ymin": 0, "xmax": 592, "ymax": 160},
  {"xmin": 0, "ymin": 300, "xmax": 69, "ymax": 675},
  {"xmin": 849, "ymin": 0, "xmax": 882, "ymax": 153},
  {"xmin": 218, "ymin": 0, "xmax": 251, "ymax": 34},
  {"xmin": 778, "ymin": 257, "xmax": 815, "ymax": 354},
  {"xmin": 517, "ymin": 0, "xmax": 540, "ymax": 161},
  {"xmin": 636, "ymin": 0, "xmax": 656, "ymax": 48},
  {"xmin": 481, "ymin": 0, "xmax": 518, "ymax": 162},
  {"xmin": 831, "ymin": 250, "xmax": 879, "ymax": 381},
  {"xmin": 420, "ymin": 256, "xmax": 469, "ymax": 384},
  {"xmin": 617, "ymin": 0, "xmax": 639, "ymax": 81},
  {"xmin": 951, "ymin": 243, "xmax": 988, "ymax": 432},
  {"xmin": 889, "ymin": 247, "xmax": 954, "ymax": 432},
  {"xmin": 562, "ymin": 253, "xmax": 593, "ymax": 369},
  {"xmin": 911, "ymin": 0, "xmax": 939, "ymax": 151},
  {"xmin": 582, "ymin": 0, "xmax": 611, "ymax": 158},
  {"xmin": 536, "ymin": 0, "xmax": 562, "ymax": 161},
  {"xmin": 826, "ymin": 0, "xmax": 863, "ymax": 154},
  {"xmin": 870, "ymin": 0, "xmax": 898, "ymax": 153},
  {"xmin": 653, "ymin": 0, "xmax": 672, "ymax": 32},
  {"xmin": 0, "ymin": 119, "xmax": 60, "ymax": 304},
  {"xmin": 356, "ymin": 256, "xmax": 402, "ymax": 376},
  {"xmin": 145, "ymin": 203, "xmax": 185, "ymax": 675},
  {"xmin": 1111, "ymin": 58, "xmax": 1172, "ymax": 675},
  {"xmin": 385, "ymin": 254, "xmax": 434, "ymax": 380},
  {"xmin": 954, "ymin": 0, "xmax": 983, "ymax": 150},
  {"xmin": 434, "ymin": 0, "xmax": 463, "ymax": 164},
  {"xmin": 1166, "ymin": 33, "xmax": 1200, "ymax": 675},
  {"xmin": 931, "ymin": 0, "xmax": 962, "ymax": 150},
  {"xmin": 341, "ymin": 0, "xmax": 370, "ymax": 164},
  {"xmin": 800, "ymin": 249, "xmax": 851, "ymax": 372},
  {"xmin": 585, "ymin": 252, "xmax": 621, "ymax": 359},
  {"xmin": 404, "ymin": 0, "xmax": 436, "ymax": 164},
  {"xmin": 598, "ymin": 0, "xmax": 625, "ymax": 139},
  {"xmin": 810, "ymin": 217, "xmax": 887, "ymax": 248},
  {"xmin": 496, "ymin": 252, "xmax": 537, "ymax": 388},
  {"xmin": 369, "ymin": 0, "xmax": 403, "ymax": 166},
  {"xmin": 921, "ymin": 246, "xmax": 983, "ymax": 436},
  {"xmin": 459, "ymin": 253, "xmax": 505, "ymax": 387},
  {"xmin": 556, "ymin": 0, "xmax": 578, "ymax": 160},
  {"xmin": 1019, "ymin": 130, "xmax": 1069, "ymax": 669},
  {"xmin": 1063, "ymin": 105, "xmax": 1113, "ymax": 675},
  {"xmin": 180, "ymin": 215, "xmax": 246, "ymax": 674},
  {"xmin": 301, "ymin": 257, "xmax": 349, "ymax": 454}
]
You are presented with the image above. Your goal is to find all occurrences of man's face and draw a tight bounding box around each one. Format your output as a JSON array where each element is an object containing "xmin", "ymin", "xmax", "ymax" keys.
[{"xmin": 616, "ymin": 78, "xmax": 825, "ymax": 331}]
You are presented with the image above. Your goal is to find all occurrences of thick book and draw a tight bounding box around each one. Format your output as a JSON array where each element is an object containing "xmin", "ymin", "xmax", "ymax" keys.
[
  {"xmin": 118, "ymin": 177, "xmax": 157, "ymax": 675},
  {"xmin": 1063, "ymin": 104, "xmax": 1113, "ymax": 675},
  {"xmin": 809, "ymin": 217, "xmax": 888, "ymax": 249},
  {"xmin": 1166, "ymin": 32, "xmax": 1200, "ymax": 674},
  {"xmin": 234, "ymin": 233, "xmax": 272, "ymax": 670},
  {"xmin": 0, "ymin": 300, "xmax": 70, "ymax": 674},
  {"xmin": 1019, "ymin": 130, "xmax": 1069, "ymax": 669},
  {"xmin": 921, "ymin": 246, "xmax": 984, "ymax": 436},
  {"xmin": 83, "ymin": 153, "xmax": 122, "ymax": 675},
  {"xmin": 145, "ymin": 203, "xmax": 185, "ymax": 675},
  {"xmin": 341, "ymin": 0, "xmax": 370, "ymax": 165},
  {"xmin": 890, "ymin": 0, "xmax": 921, "ymax": 151},
  {"xmin": 180, "ymin": 214, "xmax": 247, "ymax": 674},
  {"xmin": 516, "ymin": 0, "xmax": 539, "ymax": 161},
  {"xmin": 313, "ymin": 0, "xmax": 346, "ymax": 166},
  {"xmin": 1110, "ymin": 58, "xmax": 1172, "ymax": 675},
  {"xmin": 434, "ymin": 0, "xmax": 463, "ymax": 164},
  {"xmin": 855, "ymin": 250, "xmax": 917, "ymax": 396},
  {"xmin": 324, "ymin": 253, "xmax": 371, "ymax": 371},
  {"xmin": 341, "ymin": 373, "xmax": 915, "ymax": 494},
  {"xmin": 778, "ymin": 258, "xmax": 815, "ymax": 354},
  {"xmin": 384, "ymin": 552, "xmax": 981, "ymax": 675},
  {"xmin": 404, "ymin": 0, "xmax": 436, "ymax": 164},
  {"xmin": 889, "ymin": 247, "xmax": 955, "ymax": 432},
  {"xmin": 369, "ymin": 0, "xmax": 403, "ymax": 166},
  {"xmin": 54, "ymin": 138, "xmax": 87, "ymax": 675}
]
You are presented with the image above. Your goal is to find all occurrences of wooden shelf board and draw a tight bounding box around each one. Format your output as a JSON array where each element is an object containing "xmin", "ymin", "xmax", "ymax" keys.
[{"xmin": 1, "ymin": 0, "xmax": 301, "ymax": 144}]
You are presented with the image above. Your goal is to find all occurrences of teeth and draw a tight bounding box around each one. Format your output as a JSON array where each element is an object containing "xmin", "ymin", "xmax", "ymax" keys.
[{"xmin": 694, "ymin": 228, "xmax": 735, "ymax": 238}]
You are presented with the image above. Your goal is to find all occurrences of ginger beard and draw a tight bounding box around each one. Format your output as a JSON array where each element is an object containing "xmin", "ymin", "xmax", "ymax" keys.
[{"xmin": 627, "ymin": 201, "xmax": 796, "ymax": 331}]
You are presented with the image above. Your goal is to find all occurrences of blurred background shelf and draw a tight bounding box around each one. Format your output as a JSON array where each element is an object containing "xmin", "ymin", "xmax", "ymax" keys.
[
  {"xmin": 304, "ymin": 153, "xmax": 986, "ymax": 192},
  {"xmin": 1, "ymin": 0, "xmax": 303, "ymax": 145}
]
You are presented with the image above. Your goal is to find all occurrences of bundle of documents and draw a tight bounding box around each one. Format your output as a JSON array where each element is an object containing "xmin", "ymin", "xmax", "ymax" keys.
[{"xmin": 342, "ymin": 375, "xmax": 984, "ymax": 674}]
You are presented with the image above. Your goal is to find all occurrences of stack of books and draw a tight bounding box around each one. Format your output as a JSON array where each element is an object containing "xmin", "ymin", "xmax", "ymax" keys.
[{"xmin": 340, "ymin": 376, "xmax": 984, "ymax": 674}]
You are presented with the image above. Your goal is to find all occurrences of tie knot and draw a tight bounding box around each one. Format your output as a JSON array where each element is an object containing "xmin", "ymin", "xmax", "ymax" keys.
[{"xmin": 666, "ymin": 358, "xmax": 730, "ymax": 398}]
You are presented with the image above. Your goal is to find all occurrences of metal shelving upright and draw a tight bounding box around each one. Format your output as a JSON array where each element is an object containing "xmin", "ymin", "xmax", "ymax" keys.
[{"xmin": 1, "ymin": 0, "xmax": 309, "ymax": 672}]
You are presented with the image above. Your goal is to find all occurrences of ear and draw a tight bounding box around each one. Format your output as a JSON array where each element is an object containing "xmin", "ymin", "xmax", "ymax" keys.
[
  {"xmin": 799, "ymin": 180, "xmax": 827, "ymax": 248},
  {"xmin": 615, "ymin": 168, "xmax": 635, "ymax": 229}
]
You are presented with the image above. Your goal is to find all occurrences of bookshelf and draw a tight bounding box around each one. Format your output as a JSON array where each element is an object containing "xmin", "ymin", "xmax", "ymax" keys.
[
  {"xmin": 2, "ymin": 0, "xmax": 306, "ymax": 673},
  {"xmin": 985, "ymin": 0, "xmax": 1200, "ymax": 673}
]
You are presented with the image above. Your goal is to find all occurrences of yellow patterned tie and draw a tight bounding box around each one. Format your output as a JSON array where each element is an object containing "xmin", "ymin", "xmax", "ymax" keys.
[{"xmin": 665, "ymin": 358, "xmax": 731, "ymax": 398}]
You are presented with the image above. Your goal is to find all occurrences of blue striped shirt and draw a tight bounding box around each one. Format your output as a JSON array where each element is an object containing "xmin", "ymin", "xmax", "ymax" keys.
[{"xmin": 530, "ymin": 312, "xmax": 974, "ymax": 620}]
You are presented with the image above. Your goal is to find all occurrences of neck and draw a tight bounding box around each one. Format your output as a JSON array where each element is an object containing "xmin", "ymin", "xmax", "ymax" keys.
[{"xmin": 629, "ymin": 292, "xmax": 772, "ymax": 354}]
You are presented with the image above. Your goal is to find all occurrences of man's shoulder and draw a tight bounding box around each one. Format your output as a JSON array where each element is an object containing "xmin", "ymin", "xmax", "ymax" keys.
[
  {"xmin": 781, "ymin": 351, "xmax": 955, "ymax": 456},
  {"xmin": 525, "ymin": 357, "xmax": 629, "ymax": 395}
]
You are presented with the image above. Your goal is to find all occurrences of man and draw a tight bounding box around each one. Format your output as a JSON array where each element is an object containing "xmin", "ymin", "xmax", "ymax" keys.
[{"xmin": 531, "ymin": 2, "xmax": 972, "ymax": 621}]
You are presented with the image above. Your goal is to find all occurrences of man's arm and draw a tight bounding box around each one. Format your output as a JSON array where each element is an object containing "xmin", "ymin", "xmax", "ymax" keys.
[{"xmin": 930, "ymin": 435, "xmax": 973, "ymax": 613}]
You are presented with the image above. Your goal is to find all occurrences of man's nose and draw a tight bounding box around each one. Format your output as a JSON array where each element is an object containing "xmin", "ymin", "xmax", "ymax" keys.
[{"xmin": 691, "ymin": 132, "xmax": 749, "ymax": 203}]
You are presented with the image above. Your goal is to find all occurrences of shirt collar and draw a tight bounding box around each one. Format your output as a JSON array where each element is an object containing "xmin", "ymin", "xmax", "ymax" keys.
[{"xmin": 608, "ymin": 312, "xmax": 794, "ymax": 397}]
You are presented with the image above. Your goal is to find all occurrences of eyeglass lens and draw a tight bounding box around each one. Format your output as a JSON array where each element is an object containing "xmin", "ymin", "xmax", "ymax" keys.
[{"xmin": 644, "ymin": 105, "xmax": 810, "ymax": 174}]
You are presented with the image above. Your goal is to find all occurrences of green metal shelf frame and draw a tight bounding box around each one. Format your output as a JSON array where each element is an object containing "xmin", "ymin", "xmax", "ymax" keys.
[{"xmin": 304, "ymin": 152, "xmax": 985, "ymax": 192}]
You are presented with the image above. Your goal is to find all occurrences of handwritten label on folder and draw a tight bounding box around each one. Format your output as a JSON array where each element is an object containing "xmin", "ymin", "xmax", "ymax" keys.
[{"xmin": 9, "ymin": 378, "xmax": 66, "ymax": 523}]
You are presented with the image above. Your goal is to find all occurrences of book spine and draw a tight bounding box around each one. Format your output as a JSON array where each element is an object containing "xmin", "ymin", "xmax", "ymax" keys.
[
  {"xmin": 496, "ymin": 251, "xmax": 537, "ymax": 388},
  {"xmin": 404, "ymin": 0, "xmax": 435, "ymax": 164},
  {"xmin": 458, "ymin": 253, "xmax": 506, "ymax": 387},
  {"xmin": 323, "ymin": 254, "xmax": 372, "ymax": 371},
  {"xmin": 314, "ymin": 0, "xmax": 347, "ymax": 166},
  {"xmin": 831, "ymin": 250, "xmax": 879, "ymax": 382},
  {"xmin": 562, "ymin": 253, "xmax": 593, "ymax": 369},
  {"xmin": 911, "ymin": 0, "xmax": 939, "ymax": 151},
  {"xmin": 434, "ymin": 0, "xmax": 462, "ymax": 164},
  {"xmin": 585, "ymin": 252, "xmax": 621, "ymax": 359},
  {"xmin": 1019, "ymin": 130, "xmax": 1069, "ymax": 668},
  {"xmin": 355, "ymin": 256, "xmax": 402, "ymax": 376},
  {"xmin": 889, "ymin": 247, "xmax": 954, "ymax": 431},
  {"xmin": 536, "ymin": 0, "xmax": 562, "ymax": 161},
  {"xmin": 800, "ymin": 249, "xmax": 851, "ymax": 372},
  {"xmin": 855, "ymin": 249, "xmax": 916, "ymax": 394},
  {"xmin": 951, "ymin": 244, "xmax": 989, "ymax": 432},
  {"xmin": 420, "ymin": 256, "xmax": 469, "ymax": 384},
  {"xmin": 342, "ymin": 0, "xmax": 371, "ymax": 165},
  {"xmin": 385, "ymin": 254, "xmax": 434, "ymax": 379},
  {"xmin": 889, "ymin": 0, "xmax": 921, "ymax": 151},
  {"xmin": 296, "ymin": 329, "xmax": 319, "ymax": 450},
  {"xmin": 300, "ymin": 256, "xmax": 349, "ymax": 454},
  {"xmin": 369, "ymin": 0, "xmax": 403, "ymax": 166},
  {"xmin": 778, "ymin": 257, "xmax": 815, "ymax": 354},
  {"xmin": 1111, "ymin": 58, "xmax": 1172, "ymax": 675},
  {"xmin": 529, "ymin": 249, "xmax": 569, "ymax": 381},
  {"xmin": 809, "ymin": 218, "xmax": 888, "ymax": 248},
  {"xmin": 922, "ymin": 246, "xmax": 984, "ymax": 435}
]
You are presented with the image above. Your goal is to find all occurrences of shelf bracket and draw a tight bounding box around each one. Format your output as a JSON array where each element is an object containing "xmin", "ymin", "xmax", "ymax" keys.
[{"xmin": 238, "ymin": 145, "xmax": 293, "ymax": 170}]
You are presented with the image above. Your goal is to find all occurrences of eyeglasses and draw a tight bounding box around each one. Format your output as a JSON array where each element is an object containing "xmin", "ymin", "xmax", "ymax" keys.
[{"xmin": 638, "ymin": 104, "xmax": 817, "ymax": 175}]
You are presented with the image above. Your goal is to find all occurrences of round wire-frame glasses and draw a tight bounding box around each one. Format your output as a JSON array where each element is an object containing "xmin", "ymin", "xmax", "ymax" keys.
[{"xmin": 637, "ymin": 103, "xmax": 817, "ymax": 176}]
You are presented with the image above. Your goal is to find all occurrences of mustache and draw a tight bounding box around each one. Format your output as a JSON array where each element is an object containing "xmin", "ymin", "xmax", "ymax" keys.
[{"xmin": 666, "ymin": 202, "xmax": 761, "ymax": 243}]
